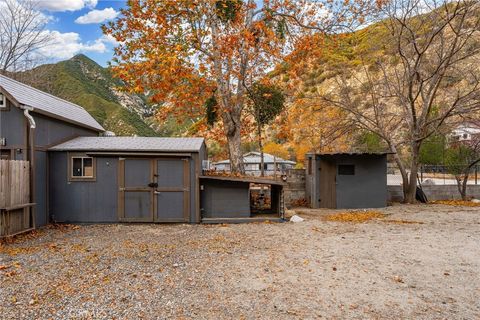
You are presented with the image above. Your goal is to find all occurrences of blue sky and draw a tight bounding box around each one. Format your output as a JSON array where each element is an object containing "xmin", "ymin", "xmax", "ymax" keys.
[{"xmin": 37, "ymin": 0, "xmax": 126, "ymax": 66}]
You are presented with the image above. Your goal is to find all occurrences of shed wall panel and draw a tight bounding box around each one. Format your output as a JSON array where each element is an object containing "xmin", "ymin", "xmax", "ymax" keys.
[
  {"xmin": 201, "ymin": 180, "xmax": 250, "ymax": 218},
  {"xmin": 335, "ymin": 155, "xmax": 387, "ymax": 209},
  {"xmin": 49, "ymin": 153, "xmax": 119, "ymax": 223}
]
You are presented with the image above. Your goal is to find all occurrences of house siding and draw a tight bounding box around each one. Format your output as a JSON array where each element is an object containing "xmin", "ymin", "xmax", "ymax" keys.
[
  {"xmin": 0, "ymin": 100, "xmax": 26, "ymax": 157},
  {"xmin": 0, "ymin": 98, "xmax": 100, "ymax": 226}
]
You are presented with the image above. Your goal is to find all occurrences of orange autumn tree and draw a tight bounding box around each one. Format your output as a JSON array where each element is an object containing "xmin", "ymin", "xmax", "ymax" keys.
[{"xmin": 104, "ymin": 0, "xmax": 376, "ymax": 173}]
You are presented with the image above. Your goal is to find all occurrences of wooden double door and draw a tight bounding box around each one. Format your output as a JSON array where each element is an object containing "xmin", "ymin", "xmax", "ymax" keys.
[{"xmin": 118, "ymin": 158, "xmax": 190, "ymax": 222}]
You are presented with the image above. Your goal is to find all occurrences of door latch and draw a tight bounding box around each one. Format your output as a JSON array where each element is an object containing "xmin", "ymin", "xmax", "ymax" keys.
[{"xmin": 148, "ymin": 182, "xmax": 159, "ymax": 188}]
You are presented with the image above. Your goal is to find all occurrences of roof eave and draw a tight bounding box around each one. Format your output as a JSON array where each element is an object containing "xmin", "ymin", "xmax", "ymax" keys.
[{"xmin": 29, "ymin": 106, "xmax": 105, "ymax": 132}]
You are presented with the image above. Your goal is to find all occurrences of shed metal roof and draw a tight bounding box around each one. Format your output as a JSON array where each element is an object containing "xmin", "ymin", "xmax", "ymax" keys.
[
  {"xmin": 49, "ymin": 137, "xmax": 205, "ymax": 152},
  {"xmin": 0, "ymin": 74, "xmax": 104, "ymax": 132}
]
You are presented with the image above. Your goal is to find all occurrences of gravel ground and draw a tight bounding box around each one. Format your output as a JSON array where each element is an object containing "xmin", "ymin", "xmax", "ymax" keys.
[{"xmin": 1, "ymin": 204, "xmax": 479, "ymax": 319}]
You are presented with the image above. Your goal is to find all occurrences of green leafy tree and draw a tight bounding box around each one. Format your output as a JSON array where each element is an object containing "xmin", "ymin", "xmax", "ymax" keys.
[
  {"xmin": 419, "ymin": 135, "xmax": 446, "ymax": 165},
  {"xmin": 247, "ymin": 83, "xmax": 285, "ymax": 176}
]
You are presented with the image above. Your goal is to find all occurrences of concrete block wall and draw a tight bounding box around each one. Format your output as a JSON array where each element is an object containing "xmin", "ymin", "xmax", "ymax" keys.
[
  {"xmin": 388, "ymin": 185, "xmax": 480, "ymax": 202},
  {"xmin": 284, "ymin": 169, "xmax": 306, "ymax": 206}
]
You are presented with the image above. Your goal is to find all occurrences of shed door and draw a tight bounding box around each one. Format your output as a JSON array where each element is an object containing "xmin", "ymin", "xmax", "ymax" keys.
[
  {"xmin": 154, "ymin": 158, "xmax": 190, "ymax": 222},
  {"xmin": 319, "ymin": 158, "xmax": 336, "ymax": 208},
  {"xmin": 118, "ymin": 158, "xmax": 154, "ymax": 222}
]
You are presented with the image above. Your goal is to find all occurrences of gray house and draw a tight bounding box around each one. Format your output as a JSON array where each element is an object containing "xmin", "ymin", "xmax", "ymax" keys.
[
  {"xmin": 305, "ymin": 153, "xmax": 388, "ymax": 209},
  {"xmin": 0, "ymin": 74, "xmax": 104, "ymax": 226},
  {"xmin": 0, "ymin": 74, "xmax": 208, "ymax": 226}
]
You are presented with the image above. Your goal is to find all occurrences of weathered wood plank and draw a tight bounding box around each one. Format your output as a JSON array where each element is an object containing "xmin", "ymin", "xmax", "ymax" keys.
[{"xmin": 0, "ymin": 160, "xmax": 32, "ymax": 237}]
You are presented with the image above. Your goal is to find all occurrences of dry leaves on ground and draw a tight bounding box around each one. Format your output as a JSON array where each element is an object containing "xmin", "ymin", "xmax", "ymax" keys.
[
  {"xmin": 323, "ymin": 211, "xmax": 385, "ymax": 223},
  {"xmin": 431, "ymin": 200, "xmax": 480, "ymax": 207}
]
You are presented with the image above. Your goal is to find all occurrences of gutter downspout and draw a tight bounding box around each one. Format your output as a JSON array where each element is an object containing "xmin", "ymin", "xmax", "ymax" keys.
[{"xmin": 21, "ymin": 105, "xmax": 36, "ymax": 229}]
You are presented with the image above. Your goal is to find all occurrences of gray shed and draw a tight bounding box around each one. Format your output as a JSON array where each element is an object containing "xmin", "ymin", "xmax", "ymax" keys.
[
  {"xmin": 305, "ymin": 153, "xmax": 389, "ymax": 209},
  {"xmin": 200, "ymin": 175, "xmax": 285, "ymax": 223},
  {"xmin": 48, "ymin": 137, "xmax": 207, "ymax": 223}
]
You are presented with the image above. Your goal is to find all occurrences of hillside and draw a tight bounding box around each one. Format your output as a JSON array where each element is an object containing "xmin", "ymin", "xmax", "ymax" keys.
[{"xmin": 16, "ymin": 55, "xmax": 158, "ymax": 136}]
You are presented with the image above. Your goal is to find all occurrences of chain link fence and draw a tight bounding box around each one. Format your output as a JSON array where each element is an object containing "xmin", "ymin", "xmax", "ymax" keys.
[{"xmin": 387, "ymin": 163, "xmax": 480, "ymax": 186}]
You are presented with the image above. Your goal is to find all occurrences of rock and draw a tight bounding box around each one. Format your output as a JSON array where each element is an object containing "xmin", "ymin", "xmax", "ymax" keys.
[
  {"xmin": 290, "ymin": 215, "xmax": 304, "ymax": 223},
  {"xmin": 471, "ymin": 199, "xmax": 480, "ymax": 203}
]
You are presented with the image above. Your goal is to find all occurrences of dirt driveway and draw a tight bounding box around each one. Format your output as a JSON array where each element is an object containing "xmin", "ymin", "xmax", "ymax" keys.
[{"xmin": 1, "ymin": 204, "xmax": 479, "ymax": 319}]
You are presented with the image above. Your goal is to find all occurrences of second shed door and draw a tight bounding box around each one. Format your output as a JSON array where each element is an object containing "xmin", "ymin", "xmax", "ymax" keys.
[
  {"xmin": 319, "ymin": 158, "xmax": 337, "ymax": 209},
  {"xmin": 154, "ymin": 158, "xmax": 190, "ymax": 222}
]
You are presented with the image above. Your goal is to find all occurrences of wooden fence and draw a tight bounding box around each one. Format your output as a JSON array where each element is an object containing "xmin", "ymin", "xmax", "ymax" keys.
[{"xmin": 0, "ymin": 160, "xmax": 35, "ymax": 237}]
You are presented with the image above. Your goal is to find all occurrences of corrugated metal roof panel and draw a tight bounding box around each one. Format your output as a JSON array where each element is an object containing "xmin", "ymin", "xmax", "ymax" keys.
[
  {"xmin": 0, "ymin": 74, "xmax": 104, "ymax": 131},
  {"xmin": 49, "ymin": 137, "xmax": 205, "ymax": 152}
]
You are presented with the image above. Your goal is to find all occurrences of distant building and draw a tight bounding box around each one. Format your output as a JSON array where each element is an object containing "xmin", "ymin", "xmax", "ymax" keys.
[
  {"xmin": 451, "ymin": 123, "xmax": 480, "ymax": 143},
  {"xmin": 214, "ymin": 152, "xmax": 296, "ymax": 176}
]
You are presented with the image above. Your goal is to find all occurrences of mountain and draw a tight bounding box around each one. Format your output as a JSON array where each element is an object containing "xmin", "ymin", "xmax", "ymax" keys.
[{"xmin": 16, "ymin": 54, "xmax": 158, "ymax": 136}]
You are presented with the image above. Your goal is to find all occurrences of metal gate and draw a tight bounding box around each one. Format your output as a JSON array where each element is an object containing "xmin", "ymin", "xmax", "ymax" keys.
[{"xmin": 118, "ymin": 157, "xmax": 190, "ymax": 222}]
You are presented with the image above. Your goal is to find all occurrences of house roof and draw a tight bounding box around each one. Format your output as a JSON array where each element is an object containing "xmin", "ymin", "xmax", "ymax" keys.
[
  {"xmin": 215, "ymin": 152, "xmax": 296, "ymax": 165},
  {"xmin": 0, "ymin": 74, "xmax": 104, "ymax": 132},
  {"xmin": 49, "ymin": 137, "xmax": 205, "ymax": 152}
]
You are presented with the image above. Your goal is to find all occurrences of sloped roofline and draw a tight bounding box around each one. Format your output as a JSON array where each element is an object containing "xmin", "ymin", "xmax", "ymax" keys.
[{"xmin": 0, "ymin": 74, "xmax": 104, "ymax": 132}]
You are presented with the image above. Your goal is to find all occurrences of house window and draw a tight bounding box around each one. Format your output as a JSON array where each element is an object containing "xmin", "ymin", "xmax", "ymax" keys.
[
  {"xmin": 338, "ymin": 164, "xmax": 355, "ymax": 175},
  {"xmin": 70, "ymin": 155, "xmax": 95, "ymax": 180},
  {"xmin": 258, "ymin": 163, "xmax": 268, "ymax": 171},
  {"xmin": 0, "ymin": 93, "xmax": 6, "ymax": 109}
]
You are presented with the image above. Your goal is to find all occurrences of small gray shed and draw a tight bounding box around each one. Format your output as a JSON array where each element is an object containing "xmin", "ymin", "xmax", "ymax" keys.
[
  {"xmin": 305, "ymin": 153, "xmax": 389, "ymax": 209},
  {"xmin": 48, "ymin": 137, "xmax": 206, "ymax": 223},
  {"xmin": 200, "ymin": 175, "xmax": 284, "ymax": 223}
]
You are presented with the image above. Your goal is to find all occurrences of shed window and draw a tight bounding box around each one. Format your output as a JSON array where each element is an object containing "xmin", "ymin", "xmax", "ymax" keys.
[
  {"xmin": 0, "ymin": 93, "xmax": 5, "ymax": 108},
  {"xmin": 338, "ymin": 164, "xmax": 355, "ymax": 175},
  {"xmin": 71, "ymin": 156, "xmax": 95, "ymax": 179}
]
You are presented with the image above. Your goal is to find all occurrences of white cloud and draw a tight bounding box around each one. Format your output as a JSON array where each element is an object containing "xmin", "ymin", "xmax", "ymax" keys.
[
  {"xmin": 37, "ymin": 0, "xmax": 97, "ymax": 12},
  {"xmin": 37, "ymin": 30, "xmax": 106, "ymax": 59},
  {"xmin": 75, "ymin": 7, "xmax": 118, "ymax": 24},
  {"xmin": 100, "ymin": 34, "xmax": 120, "ymax": 46}
]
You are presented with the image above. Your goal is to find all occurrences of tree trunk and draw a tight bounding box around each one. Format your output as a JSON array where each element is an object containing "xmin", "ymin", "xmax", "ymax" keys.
[
  {"xmin": 257, "ymin": 123, "xmax": 264, "ymax": 177},
  {"xmin": 224, "ymin": 118, "xmax": 244, "ymax": 174},
  {"xmin": 461, "ymin": 173, "xmax": 469, "ymax": 201},
  {"xmin": 455, "ymin": 172, "xmax": 469, "ymax": 201},
  {"xmin": 389, "ymin": 143, "xmax": 411, "ymax": 202},
  {"xmin": 404, "ymin": 143, "xmax": 421, "ymax": 204}
]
